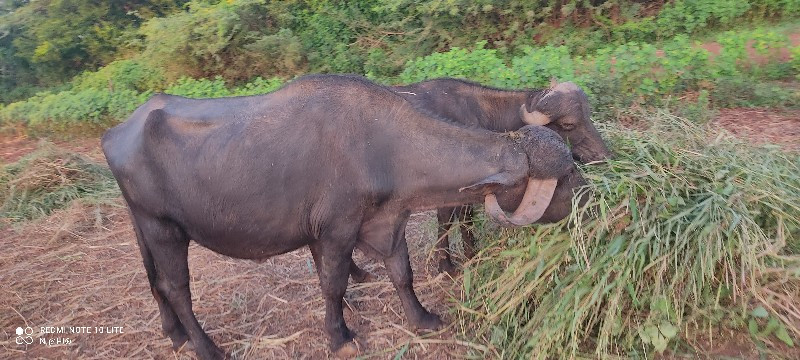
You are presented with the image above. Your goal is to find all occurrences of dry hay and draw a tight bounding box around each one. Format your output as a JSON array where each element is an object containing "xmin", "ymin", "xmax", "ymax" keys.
[
  {"xmin": 1, "ymin": 199, "xmax": 479, "ymax": 359},
  {"xmin": 1, "ymin": 142, "xmax": 117, "ymax": 224}
]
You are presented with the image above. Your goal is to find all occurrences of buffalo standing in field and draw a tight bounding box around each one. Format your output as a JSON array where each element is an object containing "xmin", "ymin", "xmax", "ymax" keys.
[
  {"xmin": 383, "ymin": 78, "xmax": 612, "ymax": 274},
  {"xmin": 101, "ymin": 74, "xmax": 584, "ymax": 359}
]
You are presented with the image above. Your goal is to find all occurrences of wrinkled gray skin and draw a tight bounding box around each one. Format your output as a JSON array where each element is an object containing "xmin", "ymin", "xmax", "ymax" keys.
[
  {"xmin": 101, "ymin": 74, "xmax": 582, "ymax": 359},
  {"xmin": 358, "ymin": 78, "xmax": 611, "ymax": 275}
]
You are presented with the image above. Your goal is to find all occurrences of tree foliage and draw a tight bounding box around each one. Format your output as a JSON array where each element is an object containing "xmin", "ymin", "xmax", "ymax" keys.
[{"xmin": 0, "ymin": 0, "xmax": 187, "ymax": 102}]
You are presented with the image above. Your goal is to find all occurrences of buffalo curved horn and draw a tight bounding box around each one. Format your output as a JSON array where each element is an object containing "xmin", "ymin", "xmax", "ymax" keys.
[
  {"xmin": 484, "ymin": 177, "xmax": 557, "ymax": 226},
  {"xmin": 520, "ymin": 104, "xmax": 551, "ymax": 126}
]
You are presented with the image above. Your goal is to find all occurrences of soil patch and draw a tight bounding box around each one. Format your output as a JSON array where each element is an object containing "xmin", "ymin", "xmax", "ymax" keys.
[
  {"xmin": 713, "ymin": 108, "xmax": 800, "ymax": 151},
  {"xmin": 0, "ymin": 136, "xmax": 102, "ymax": 165}
]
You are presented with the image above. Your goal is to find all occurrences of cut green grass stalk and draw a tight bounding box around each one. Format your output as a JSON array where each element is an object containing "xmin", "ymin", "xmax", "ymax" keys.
[{"xmin": 460, "ymin": 110, "xmax": 800, "ymax": 358}]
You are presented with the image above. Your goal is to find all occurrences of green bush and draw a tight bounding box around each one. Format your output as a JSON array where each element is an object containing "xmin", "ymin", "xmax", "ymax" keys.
[
  {"xmin": 711, "ymin": 77, "xmax": 800, "ymax": 108},
  {"xmin": 71, "ymin": 59, "xmax": 166, "ymax": 93},
  {"xmin": 790, "ymin": 45, "xmax": 800, "ymax": 79},
  {"xmin": 12, "ymin": 88, "xmax": 149, "ymax": 132},
  {"xmin": 395, "ymin": 25, "xmax": 795, "ymax": 115},
  {"xmin": 3, "ymin": 20, "xmax": 798, "ymax": 134},
  {"xmin": 511, "ymin": 45, "xmax": 578, "ymax": 88},
  {"xmin": 164, "ymin": 76, "xmax": 232, "ymax": 98},
  {"xmin": 163, "ymin": 76, "xmax": 284, "ymax": 98},
  {"xmin": 231, "ymin": 77, "xmax": 285, "ymax": 96},
  {"xmin": 398, "ymin": 41, "xmax": 518, "ymax": 87},
  {"xmin": 138, "ymin": 0, "xmax": 296, "ymax": 82},
  {"xmin": 655, "ymin": 0, "xmax": 751, "ymax": 39},
  {"xmin": 751, "ymin": 0, "xmax": 800, "ymax": 17},
  {"xmin": 712, "ymin": 28, "xmax": 791, "ymax": 78},
  {"xmin": 0, "ymin": 73, "xmax": 287, "ymax": 132}
]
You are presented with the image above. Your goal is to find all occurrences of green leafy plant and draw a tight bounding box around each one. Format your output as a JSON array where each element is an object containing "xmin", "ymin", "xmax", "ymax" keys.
[
  {"xmin": 398, "ymin": 41, "xmax": 518, "ymax": 88},
  {"xmin": 511, "ymin": 45, "xmax": 577, "ymax": 88},
  {"xmin": 458, "ymin": 112, "xmax": 800, "ymax": 358},
  {"xmin": 71, "ymin": 59, "xmax": 166, "ymax": 93},
  {"xmin": 164, "ymin": 76, "xmax": 232, "ymax": 98},
  {"xmin": 748, "ymin": 306, "xmax": 795, "ymax": 347}
]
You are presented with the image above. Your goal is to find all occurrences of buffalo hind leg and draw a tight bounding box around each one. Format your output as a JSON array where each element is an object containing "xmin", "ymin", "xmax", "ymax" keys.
[
  {"xmin": 135, "ymin": 214, "xmax": 224, "ymax": 360},
  {"xmin": 385, "ymin": 234, "xmax": 444, "ymax": 330},
  {"xmin": 435, "ymin": 207, "xmax": 458, "ymax": 276},
  {"xmin": 309, "ymin": 241, "xmax": 359, "ymax": 357}
]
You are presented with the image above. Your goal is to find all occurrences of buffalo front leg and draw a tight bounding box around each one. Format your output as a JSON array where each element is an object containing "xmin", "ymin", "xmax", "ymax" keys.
[
  {"xmin": 458, "ymin": 206, "xmax": 477, "ymax": 260},
  {"xmin": 435, "ymin": 207, "xmax": 458, "ymax": 276},
  {"xmin": 134, "ymin": 214, "xmax": 224, "ymax": 360},
  {"xmin": 385, "ymin": 234, "xmax": 444, "ymax": 330},
  {"xmin": 309, "ymin": 241, "xmax": 359, "ymax": 357}
]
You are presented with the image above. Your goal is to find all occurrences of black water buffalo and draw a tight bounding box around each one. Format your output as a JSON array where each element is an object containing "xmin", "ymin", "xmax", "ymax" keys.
[
  {"xmin": 385, "ymin": 78, "xmax": 611, "ymax": 274},
  {"xmin": 102, "ymin": 74, "xmax": 582, "ymax": 359}
]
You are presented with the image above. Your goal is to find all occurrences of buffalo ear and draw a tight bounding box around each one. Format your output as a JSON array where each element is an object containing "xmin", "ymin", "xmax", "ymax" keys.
[{"xmin": 459, "ymin": 172, "xmax": 518, "ymax": 194}]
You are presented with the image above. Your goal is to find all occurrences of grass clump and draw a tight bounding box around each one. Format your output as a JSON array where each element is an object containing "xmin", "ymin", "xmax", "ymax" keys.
[
  {"xmin": 0, "ymin": 143, "xmax": 119, "ymax": 223},
  {"xmin": 460, "ymin": 111, "xmax": 800, "ymax": 358}
]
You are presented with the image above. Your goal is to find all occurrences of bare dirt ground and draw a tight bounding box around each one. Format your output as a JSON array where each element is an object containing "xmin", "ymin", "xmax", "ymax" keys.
[
  {"xmin": 1, "ymin": 105, "xmax": 798, "ymax": 359},
  {"xmin": 1, "ymin": 199, "xmax": 475, "ymax": 359},
  {"xmin": 713, "ymin": 108, "xmax": 800, "ymax": 152},
  {"xmin": 0, "ymin": 136, "xmax": 102, "ymax": 164}
]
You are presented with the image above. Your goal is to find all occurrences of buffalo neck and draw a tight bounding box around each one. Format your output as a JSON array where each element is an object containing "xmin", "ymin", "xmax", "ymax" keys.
[
  {"xmin": 383, "ymin": 110, "xmax": 529, "ymax": 212},
  {"xmin": 461, "ymin": 86, "xmax": 549, "ymax": 132},
  {"xmin": 465, "ymin": 86, "xmax": 529, "ymax": 131}
]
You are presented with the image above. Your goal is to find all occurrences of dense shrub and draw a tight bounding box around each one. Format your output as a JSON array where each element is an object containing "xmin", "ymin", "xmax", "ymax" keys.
[
  {"xmin": 137, "ymin": 0, "xmax": 301, "ymax": 82},
  {"xmin": 711, "ymin": 77, "xmax": 800, "ymax": 108},
  {"xmin": 0, "ymin": 75, "xmax": 286, "ymax": 132},
  {"xmin": 71, "ymin": 59, "xmax": 166, "ymax": 93},
  {"xmin": 712, "ymin": 28, "xmax": 792, "ymax": 79},
  {"xmin": 0, "ymin": 16, "xmax": 800, "ymax": 130},
  {"xmin": 231, "ymin": 77, "xmax": 285, "ymax": 96},
  {"xmin": 163, "ymin": 77, "xmax": 232, "ymax": 98},
  {"xmin": 395, "ymin": 25, "xmax": 798, "ymax": 116},
  {"xmin": 793, "ymin": 45, "xmax": 800, "ymax": 79},
  {"xmin": 655, "ymin": 0, "xmax": 752, "ymax": 38},
  {"xmin": 511, "ymin": 45, "xmax": 578, "ymax": 88},
  {"xmin": 0, "ymin": 89, "xmax": 149, "ymax": 133},
  {"xmin": 397, "ymin": 41, "xmax": 517, "ymax": 87}
]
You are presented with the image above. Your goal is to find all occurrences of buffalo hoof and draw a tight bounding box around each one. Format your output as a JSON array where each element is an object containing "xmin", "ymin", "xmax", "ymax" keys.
[
  {"xmin": 437, "ymin": 259, "xmax": 458, "ymax": 277},
  {"xmin": 195, "ymin": 342, "xmax": 226, "ymax": 360},
  {"xmin": 172, "ymin": 338, "xmax": 192, "ymax": 351},
  {"xmin": 333, "ymin": 341, "xmax": 359, "ymax": 358},
  {"xmin": 164, "ymin": 327, "xmax": 190, "ymax": 350},
  {"xmin": 413, "ymin": 312, "xmax": 444, "ymax": 331}
]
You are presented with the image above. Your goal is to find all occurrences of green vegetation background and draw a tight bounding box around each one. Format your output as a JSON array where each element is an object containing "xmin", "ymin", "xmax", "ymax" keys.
[{"xmin": 1, "ymin": 0, "xmax": 799, "ymax": 134}]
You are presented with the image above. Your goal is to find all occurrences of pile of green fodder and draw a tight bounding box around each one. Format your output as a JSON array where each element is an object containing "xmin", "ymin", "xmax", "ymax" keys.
[
  {"xmin": 0, "ymin": 143, "xmax": 119, "ymax": 223},
  {"xmin": 459, "ymin": 111, "xmax": 800, "ymax": 358}
]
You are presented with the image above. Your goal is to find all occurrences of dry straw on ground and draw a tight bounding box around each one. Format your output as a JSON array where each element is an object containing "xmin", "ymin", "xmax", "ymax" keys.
[{"xmin": 1, "ymin": 199, "xmax": 480, "ymax": 359}]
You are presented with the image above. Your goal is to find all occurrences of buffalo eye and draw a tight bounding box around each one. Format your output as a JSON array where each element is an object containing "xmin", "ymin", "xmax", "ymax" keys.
[{"xmin": 560, "ymin": 123, "xmax": 576, "ymax": 131}]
